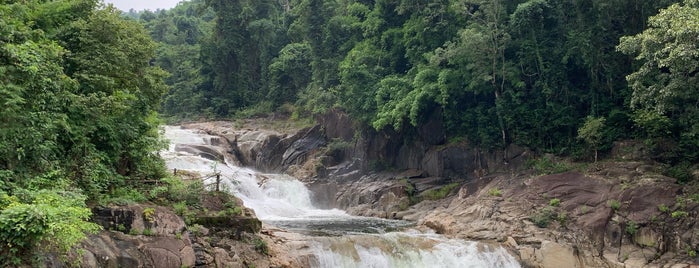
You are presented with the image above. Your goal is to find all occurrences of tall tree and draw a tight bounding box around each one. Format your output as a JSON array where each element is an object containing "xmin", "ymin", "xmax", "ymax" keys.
[{"xmin": 618, "ymin": 0, "xmax": 699, "ymax": 162}]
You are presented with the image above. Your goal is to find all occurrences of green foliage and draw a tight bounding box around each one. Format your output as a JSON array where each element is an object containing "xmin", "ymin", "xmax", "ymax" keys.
[
  {"xmin": 150, "ymin": 176, "xmax": 204, "ymax": 206},
  {"xmin": 528, "ymin": 156, "xmax": 574, "ymax": 175},
  {"xmin": 608, "ymin": 199, "xmax": 621, "ymax": 211},
  {"xmin": 578, "ymin": 116, "xmax": 606, "ymax": 162},
  {"xmin": 0, "ymin": 190, "xmax": 100, "ymax": 266},
  {"xmin": 141, "ymin": 228, "xmax": 154, "ymax": 236},
  {"xmin": 324, "ymin": 138, "xmax": 352, "ymax": 160},
  {"xmin": 99, "ymin": 187, "xmax": 147, "ymax": 206},
  {"xmin": 173, "ymin": 201, "xmax": 188, "ymax": 216},
  {"xmin": 671, "ymin": 210, "xmax": 688, "ymax": 218},
  {"xmin": 618, "ymin": 0, "xmax": 699, "ymax": 163},
  {"xmin": 549, "ymin": 198, "xmax": 561, "ymax": 207},
  {"xmin": 224, "ymin": 201, "xmax": 242, "ymax": 215},
  {"xmin": 252, "ymin": 237, "xmax": 269, "ymax": 256},
  {"xmin": 488, "ymin": 187, "xmax": 503, "ymax": 197},
  {"xmin": 143, "ymin": 208, "xmax": 156, "ymax": 223},
  {"xmin": 420, "ymin": 183, "xmax": 461, "ymax": 201},
  {"xmin": 530, "ymin": 207, "xmax": 556, "ymax": 228},
  {"xmin": 400, "ymin": 178, "xmax": 419, "ymax": 207},
  {"xmin": 625, "ymin": 221, "xmax": 639, "ymax": 236},
  {"xmin": 0, "ymin": 2, "xmax": 169, "ymax": 264},
  {"xmin": 188, "ymin": 224, "xmax": 205, "ymax": 237},
  {"xmin": 664, "ymin": 162, "xmax": 694, "ymax": 183}
]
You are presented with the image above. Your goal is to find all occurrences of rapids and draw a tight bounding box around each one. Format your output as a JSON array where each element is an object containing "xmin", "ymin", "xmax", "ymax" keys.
[{"xmin": 161, "ymin": 126, "xmax": 521, "ymax": 268}]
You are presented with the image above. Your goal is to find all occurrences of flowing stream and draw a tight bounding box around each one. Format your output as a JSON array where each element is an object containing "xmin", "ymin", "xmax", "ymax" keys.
[{"xmin": 161, "ymin": 126, "xmax": 521, "ymax": 268}]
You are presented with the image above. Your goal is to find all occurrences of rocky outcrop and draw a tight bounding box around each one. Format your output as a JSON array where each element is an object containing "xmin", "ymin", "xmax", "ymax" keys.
[
  {"xmin": 418, "ymin": 162, "xmax": 698, "ymax": 267},
  {"xmin": 183, "ymin": 122, "xmax": 326, "ymax": 173},
  {"xmin": 73, "ymin": 205, "xmax": 272, "ymax": 268}
]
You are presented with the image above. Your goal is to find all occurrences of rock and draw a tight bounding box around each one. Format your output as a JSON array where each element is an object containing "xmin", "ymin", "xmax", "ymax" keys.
[
  {"xmin": 91, "ymin": 207, "xmax": 136, "ymax": 234},
  {"xmin": 213, "ymin": 247, "xmax": 239, "ymax": 268},
  {"xmin": 180, "ymin": 245, "xmax": 196, "ymax": 267},
  {"xmin": 193, "ymin": 215, "xmax": 262, "ymax": 234},
  {"xmin": 143, "ymin": 248, "xmax": 181, "ymax": 268},
  {"xmin": 540, "ymin": 241, "xmax": 582, "ymax": 268},
  {"xmin": 505, "ymin": 236, "xmax": 518, "ymax": 248}
]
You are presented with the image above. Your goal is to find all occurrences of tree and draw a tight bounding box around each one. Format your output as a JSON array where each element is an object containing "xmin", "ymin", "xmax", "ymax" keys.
[
  {"xmin": 577, "ymin": 116, "xmax": 606, "ymax": 162},
  {"xmin": 617, "ymin": 0, "xmax": 699, "ymax": 162}
]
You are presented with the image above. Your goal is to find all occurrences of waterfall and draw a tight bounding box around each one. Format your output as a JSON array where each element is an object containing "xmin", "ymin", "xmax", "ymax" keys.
[{"xmin": 162, "ymin": 126, "xmax": 521, "ymax": 268}]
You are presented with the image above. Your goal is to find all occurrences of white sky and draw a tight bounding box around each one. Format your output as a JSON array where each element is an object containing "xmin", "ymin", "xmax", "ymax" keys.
[{"xmin": 103, "ymin": 0, "xmax": 187, "ymax": 11}]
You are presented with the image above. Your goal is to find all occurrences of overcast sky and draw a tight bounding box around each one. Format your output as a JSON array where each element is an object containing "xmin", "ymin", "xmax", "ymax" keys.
[{"xmin": 103, "ymin": 0, "xmax": 186, "ymax": 11}]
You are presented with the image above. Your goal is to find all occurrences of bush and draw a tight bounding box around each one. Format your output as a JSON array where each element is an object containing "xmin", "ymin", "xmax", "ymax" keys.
[
  {"xmin": 400, "ymin": 178, "xmax": 419, "ymax": 206},
  {"xmin": 527, "ymin": 156, "xmax": 574, "ymax": 175},
  {"xmin": 549, "ymin": 198, "xmax": 561, "ymax": 207},
  {"xmin": 488, "ymin": 187, "xmax": 502, "ymax": 197},
  {"xmin": 664, "ymin": 162, "xmax": 693, "ymax": 184},
  {"xmin": 252, "ymin": 237, "xmax": 269, "ymax": 256},
  {"xmin": 530, "ymin": 207, "xmax": 556, "ymax": 228},
  {"xmin": 99, "ymin": 187, "xmax": 147, "ymax": 206},
  {"xmin": 150, "ymin": 176, "xmax": 204, "ymax": 206},
  {"xmin": 420, "ymin": 183, "xmax": 460, "ymax": 200},
  {"xmin": 0, "ymin": 190, "xmax": 100, "ymax": 266},
  {"xmin": 625, "ymin": 221, "xmax": 638, "ymax": 236},
  {"xmin": 608, "ymin": 199, "xmax": 621, "ymax": 211}
]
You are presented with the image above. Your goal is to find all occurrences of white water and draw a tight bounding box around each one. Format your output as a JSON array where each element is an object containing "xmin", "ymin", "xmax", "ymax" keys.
[{"xmin": 161, "ymin": 126, "xmax": 521, "ymax": 268}]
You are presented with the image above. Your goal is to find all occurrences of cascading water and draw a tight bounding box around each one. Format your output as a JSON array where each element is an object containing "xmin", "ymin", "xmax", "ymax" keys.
[{"xmin": 161, "ymin": 126, "xmax": 521, "ymax": 268}]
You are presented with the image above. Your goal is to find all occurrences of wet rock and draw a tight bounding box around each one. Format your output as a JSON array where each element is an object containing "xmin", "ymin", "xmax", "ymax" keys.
[{"xmin": 193, "ymin": 215, "xmax": 262, "ymax": 235}]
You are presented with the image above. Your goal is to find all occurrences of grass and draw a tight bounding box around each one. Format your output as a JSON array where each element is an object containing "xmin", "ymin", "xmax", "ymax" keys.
[
  {"xmin": 608, "ymin": 199, "xmax": 621, "ymax": 211},
  {"xmin": 527, "ymin": 156, "xmax": 577, "ymax": 175},
  {"xmin": 252, "ymin": 237, "xmax": 269, "ymax": 256},
  {"xmin": 488, "ymin": 187, "xmax": 502, "ymax": 197},
  {"xmin": 420, "ymin": 183, "xmax": 461, "ymax": 200},
  {"xmin": 549, "ymin": 198, "xmax": 561, "ymax": 207}
]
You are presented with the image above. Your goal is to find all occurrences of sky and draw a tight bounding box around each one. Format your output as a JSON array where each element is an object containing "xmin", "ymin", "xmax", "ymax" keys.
[{"xmin": 103, "ymin": 0, "xmax": 186, "ymax": 11}]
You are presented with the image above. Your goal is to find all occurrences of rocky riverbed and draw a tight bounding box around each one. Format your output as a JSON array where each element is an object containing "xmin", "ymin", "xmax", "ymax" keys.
[{"xmin": 182, "ymin": 112, "xmax": 699, "ymax": 268}]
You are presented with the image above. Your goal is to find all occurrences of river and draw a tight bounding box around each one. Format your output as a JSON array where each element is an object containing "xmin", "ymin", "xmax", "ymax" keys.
[{"xmin": 161, "ymin": 125, "xmax": 521, "ymax": 268}]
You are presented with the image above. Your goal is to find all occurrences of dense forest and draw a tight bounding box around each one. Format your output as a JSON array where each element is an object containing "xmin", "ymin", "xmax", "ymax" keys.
[
  {"xmin": 0, "ymin": 0, "xmax": 167, "ymax": 264},
  {"xmin": 147, "ymin": 0, "xmax": 697, "ymax": 169},
  {"xmin": 1, "ymin": 0, "xmax": 698, "ymax": 265}
]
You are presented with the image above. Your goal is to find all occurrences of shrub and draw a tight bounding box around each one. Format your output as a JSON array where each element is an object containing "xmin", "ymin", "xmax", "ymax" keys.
[
  {"xmin": 173, "ymin": 201, "xmax": 188, "ymax": 216},
  {"xmin": 150, "ymin": 176, "xmax": 204, "ymax": 206},
  {"xmin": 527, "ymin": 156, "xmax": 574, "ymax": 175},
  {"xmin": 530, "ymin": 207, "xmax": 556, "ymax": 228},
  {"xmin": 99, "ymin": 187, "xmax": 147, "ymax": 206},
  {"xmin": 488, "ymin": 187, "xmax": 502, "ymax": 197},
  {"xmin": 143, "ymin": 208, "xmax": 156, "ymax": 223},
  {"xmin": 549, "ymin": 198, "xmax": 561, "ymax": 207},
  {"xmin": 142, "ymin": 228, "xmax": 154, "ymax": 236},
  {"xmin": 671, "ymin": 211, "xmax": 688, "ymax": 218},
  {"xmin": 0, "ymin": 190, "xmax": 100, "ymax": 266},
  {"xmin": 188, "ymin": 224, "xmax": 205, "ymax": 236},
  {"xmin": 625, "ymin": 221, "xmax": 638, "ymax": 236},
  {"xmin": 608, "ymin": 199, "xmax": 621, "ymax": 211},
  {"xmin": 421, "ymin": 183, "xmax": 460, "ymax": 200},
  {"xmin": 252, "ymin": 237, "xmax": 269, "ymax": 256},
  {"xmin": 400, "ymin": 178, "xmax": 419, "ymax": 206},
  {"xmin": 664, "ymin": 162, "xmax": 693, "ymax": 184}
]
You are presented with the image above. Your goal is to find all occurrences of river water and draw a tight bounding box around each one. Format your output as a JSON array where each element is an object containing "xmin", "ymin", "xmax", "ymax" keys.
[{"xmin": 161, "ymin": 126, "xmax": 521, "ymax": 268}]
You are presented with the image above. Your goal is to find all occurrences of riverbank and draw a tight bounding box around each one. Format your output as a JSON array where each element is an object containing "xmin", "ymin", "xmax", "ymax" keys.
[{"xmin": 185, "ymin": 113, "xmax": 699, "ymax": 267}]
